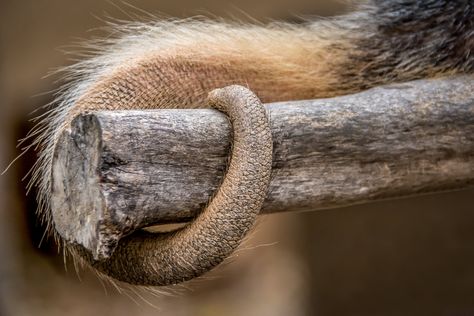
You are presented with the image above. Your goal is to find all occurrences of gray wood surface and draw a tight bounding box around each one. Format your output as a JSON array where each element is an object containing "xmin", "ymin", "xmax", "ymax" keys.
[{"xmin": 51, "ymin": 76, "xmax": 474, "ymax": 253}]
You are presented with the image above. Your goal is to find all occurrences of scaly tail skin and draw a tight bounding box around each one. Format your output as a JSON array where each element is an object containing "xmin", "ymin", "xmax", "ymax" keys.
[{"xmin": 29, "ymin": 0, "xmax": 473, "ymax": 285}]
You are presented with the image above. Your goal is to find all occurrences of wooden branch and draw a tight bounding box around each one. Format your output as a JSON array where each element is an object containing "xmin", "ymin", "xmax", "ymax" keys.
[{"xmin": 51, "ymin": 76, "xmax": 474, "ymax": 255}]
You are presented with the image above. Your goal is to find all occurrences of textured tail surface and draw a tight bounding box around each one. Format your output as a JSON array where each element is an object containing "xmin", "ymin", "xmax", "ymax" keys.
[{"xmin": 30, "ymin": 0, "xmax": 473, "ymax": 285}]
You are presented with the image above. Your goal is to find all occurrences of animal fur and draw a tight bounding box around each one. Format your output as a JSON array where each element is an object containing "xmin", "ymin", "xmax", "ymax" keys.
[{"xmin": 28, "ymin": 0, "xmax": 473, "ymax": 285}]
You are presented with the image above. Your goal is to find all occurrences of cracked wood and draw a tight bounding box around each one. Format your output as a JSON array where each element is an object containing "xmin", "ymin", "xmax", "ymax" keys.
[{"xmin": 51, "ymin": 76, "xmax": 474, "ymax": 251}]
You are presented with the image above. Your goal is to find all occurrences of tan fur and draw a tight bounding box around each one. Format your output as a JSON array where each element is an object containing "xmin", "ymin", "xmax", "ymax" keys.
[
  {"xmin": 26, "ymin": 0, "xmax": 474, "ymax": 286},
  {"xmin": 70, "ymin": 28, "xmax": 352, "ymax": 114},
  {"xmin": 31, "ymin": 20, "xmax": 356, "ymax": 234}
]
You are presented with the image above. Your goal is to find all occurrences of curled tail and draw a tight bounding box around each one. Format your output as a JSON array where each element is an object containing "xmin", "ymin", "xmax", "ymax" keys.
[
  {"xmin": 31, "ymin": 0, "xmax": 473, "ymax": 285},
  {"xmin": 73, "ymin": 85, "xmax": 273, "ymax": 285}
]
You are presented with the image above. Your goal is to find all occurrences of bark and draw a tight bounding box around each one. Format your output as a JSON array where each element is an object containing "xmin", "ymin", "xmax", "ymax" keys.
[{"xmin": 51, "ymin": 75, "xmax": 474, "ymax": 253}]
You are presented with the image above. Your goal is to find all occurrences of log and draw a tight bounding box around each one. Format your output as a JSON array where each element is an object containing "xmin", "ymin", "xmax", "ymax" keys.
[{"xmin": 51, "ymin": 76, "xmax": 474, "ymax": 256}]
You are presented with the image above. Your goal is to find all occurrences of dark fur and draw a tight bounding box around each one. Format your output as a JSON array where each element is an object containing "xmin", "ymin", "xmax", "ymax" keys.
[
  {"xmin": 31, "ymin": 0, "xmax": 474, "ymax": 286},
  {"xmin": 346, "ymin": 0, "xmax": 473, "ymax": 89}
]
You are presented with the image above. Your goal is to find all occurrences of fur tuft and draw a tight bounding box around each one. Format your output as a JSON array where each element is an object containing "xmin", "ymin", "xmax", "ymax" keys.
[{"xmin": 25, "ymin": 0, "xmax": 473, "ymax": 284}]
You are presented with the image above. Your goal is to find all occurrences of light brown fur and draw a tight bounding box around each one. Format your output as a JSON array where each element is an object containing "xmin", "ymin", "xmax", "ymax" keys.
[{"xmin": 28, "ymin": 0, "xmax": 474, "ymax": 286}]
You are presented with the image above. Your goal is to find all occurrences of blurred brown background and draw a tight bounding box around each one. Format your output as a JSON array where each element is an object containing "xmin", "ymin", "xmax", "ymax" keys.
[{"xmin": 1, "ymin": 1, "xmax": 473, "ymax": 315}]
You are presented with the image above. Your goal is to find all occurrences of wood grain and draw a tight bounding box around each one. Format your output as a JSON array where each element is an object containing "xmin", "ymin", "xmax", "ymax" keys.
[{"xmin": 51, "ymin": 76, "xmax": 474, "ymax": 252}]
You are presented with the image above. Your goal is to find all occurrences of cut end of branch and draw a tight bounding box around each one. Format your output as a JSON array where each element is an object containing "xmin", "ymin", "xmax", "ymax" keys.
[{"xmin": 51, "ymin": 114, "xmax": 119, "ymax": 260}]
